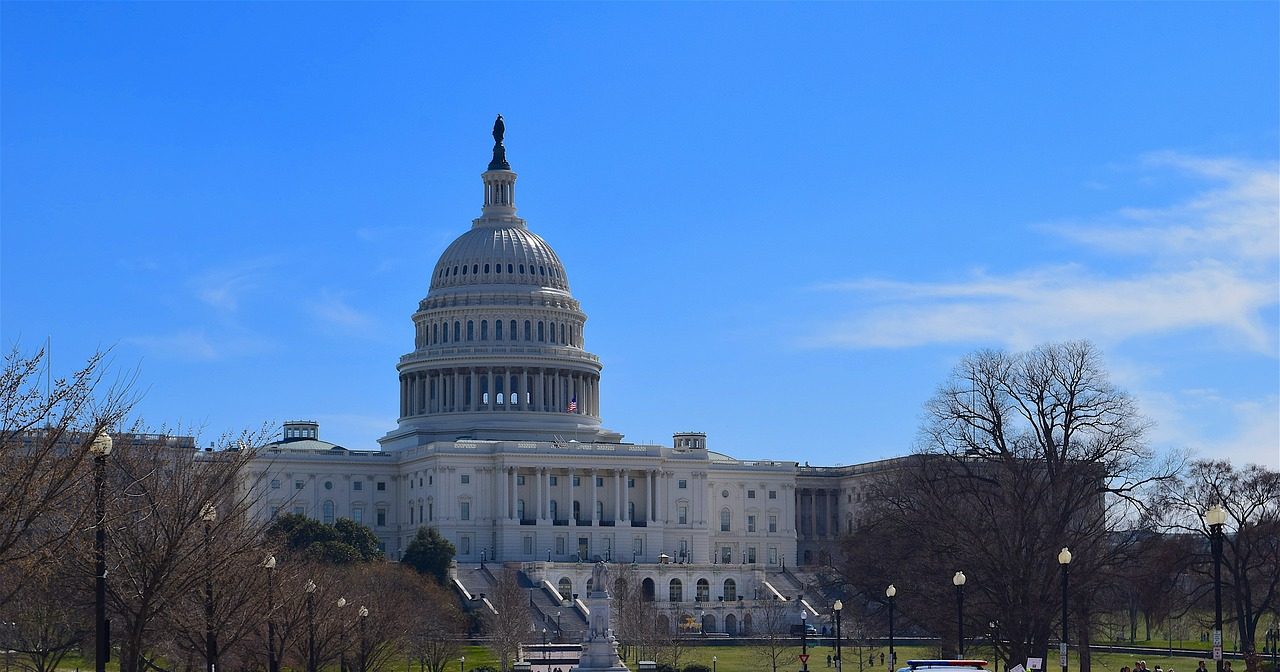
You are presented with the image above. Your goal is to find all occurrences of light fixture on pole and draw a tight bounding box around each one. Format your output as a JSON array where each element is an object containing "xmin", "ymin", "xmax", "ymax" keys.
[
  {"xmin": 1205, "ymin": 504, "xmax": 1228, "ymax": 672},
  {"xmin": 700, "ymin": 610, "xmax": 705, "ymax": 636},
  {"xmin": 201, "ymin": 502, "xmax": 218, "ymax": 672},
  {"xmin": 834, "ymin": 600, "xmax": 844, "ymax": 672},
  {"xmin": 90, "ymin": 432, "xmax": 112, "ymax": 672},
  {"xmin": 304, "ymin": 579, "xmax": 317, "ymax": 672},
  {"xmin": 358, "ymin": 606, "xmax": 368, "ymax": 672},
  {"xmin": 335, "ymin": 598, "xmax": 347, "ymax": 672},
  {"xmin": 802, "ymin": 610, "xmax": 809, "ymax": 672},
  {"xmin": 264, "ymin": 555, "xmax": 278, "ymax": 672},
  {"xmin": 459, "ymin": 656, "xmax": 464, "ymax": 672},
  {"xmin": 1058, "ymin": 548, "xmax": 1072, "ymax": 672},
  {"xmin": 713, "ymin": 656, "xmax": 718, "ymax": 672},
  {"xmin": 953, "ymin": 571, "xmax": 967, "ymax": 656},
  {"xmin": 886, "ymin": 585, "xmax": 897, "ymax": 671}
]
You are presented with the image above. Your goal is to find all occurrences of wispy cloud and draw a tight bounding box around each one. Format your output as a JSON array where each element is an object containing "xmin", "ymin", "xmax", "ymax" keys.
[
  {"xmin": 125, "ymin": 329, "xmax": 271, "ymax": 361},
  {"xmin": 308, "ymin": 291, "xmax": 377, "ymax": 333},
  {"xmin": 191, "ymin": 258, "xmax": 279, "ymax": 312},
  {"xmin": 804, "ymin": 153, "xmax": 1279, "ymax": 353}
]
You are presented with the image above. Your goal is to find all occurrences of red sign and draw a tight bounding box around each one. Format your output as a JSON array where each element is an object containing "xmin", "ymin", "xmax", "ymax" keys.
[{"xmin": 800, "ymin": 655, "xmax": 810, "ymax": 664}]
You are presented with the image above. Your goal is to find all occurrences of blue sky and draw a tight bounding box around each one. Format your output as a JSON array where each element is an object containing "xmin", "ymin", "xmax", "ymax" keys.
[{"xmin": 3, "ymin": 3, "xmax": 1277, "ymax": 468}]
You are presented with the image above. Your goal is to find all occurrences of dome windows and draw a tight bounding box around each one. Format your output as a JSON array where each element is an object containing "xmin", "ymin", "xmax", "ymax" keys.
[
  {"xmin": 507, "ymin": 264, "xmax": 513, "ymax": 273},
  {"xmin": 461, "ymin": 265, "xmax": 468, "ymax": 275},
  {"xmin": 519, "ymin": 264, "xmax": 525, "ymax": 274},
  {"xmin": 484, "ymin": 263, "xmax": 490, "ymax": 274}
]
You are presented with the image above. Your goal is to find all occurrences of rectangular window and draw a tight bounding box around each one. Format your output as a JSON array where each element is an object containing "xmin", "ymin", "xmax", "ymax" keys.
[
  {"xmin": 352, "ymin": 507, "xmax": 363, "ymax": 524},
  {"xmin": 678, "ymin": 479, "xmax": 687, "ymax": 489},
  {"xmin": 376, "ymin": 508, "xmax": 387, "ymax": 526},
  {"xmin": 293, "ymin": 505, "xmax": 305, "ymax": 516},
  {"xmin": 748, "ymin": 490, "xmax": 756, "ymax": 499},
  {"xmin": 748, "ymin": 546, "xmax": 757, "ymax": 563},
  {"xmin": 633, "ymin": 537, "xmax": 643, "ymax": 555},
  {"xmin": 523, "ymin": 536, "xmax": 534, "ymax": 555},
  {"xmin": 518, "ymin": 475, "xmax": 526, "ymax": 486},
  {"xmin": 748, "ymin": 515, "xmax": 757, "ymax": 533},
  {"xmin": 556, "ymin": 536, "xmax": 566, "ymax": 555},
  {"xmin": 573, "ymin": 476, "xmax": 581, "ymax": 486},
  {"xmin": 628, "ymin": 478, "xmax": 635, "ymax": 488},
  {"xmin": 461, "ymin": 536, "xmax": 471, "ymax": 555},
  {"xmin": 596, "ymin": 477, "xmax": 604, "ymax": 487},
  {"xmin": 769, "ymin": 490, "xmax": 777, "ymax": 499},
  {"xmin": 461, "ymin": 474, "xmax": 470, "ymax": 484},
  {"xmin": 376, "ymin": 481, "xmax": 386, "ymax": 491},
  {"xmin": 678, "ymin": 505, "xmax": 688, "ymax": 525},
  {"xmin": 353, "ymin": 480, "xmax": 363, "ymax": 491},
  {"xmin": 549, "ymin": 476, "xmax": 558, "ymax": 486},
  {"xmin": 271, "ymin": 479, "xmax": 281, "ymax": 490},
  {"xmin": 721, "ymin": 546, "xmax": 732, "ymax": 564},
  {"xmin": 460, "ymin": 502, "xmax": 471, "ymax": 520},
  {"xmin": 294, "ymin": 480, "xmax": 304, "ymax": 490},
  {"xmin": 769, "ymin": 515, "xmax": 777, "ymax": 533},
  {"xmin": 768, "ymin": 546, "xmax": 778, "ymax": 565}
]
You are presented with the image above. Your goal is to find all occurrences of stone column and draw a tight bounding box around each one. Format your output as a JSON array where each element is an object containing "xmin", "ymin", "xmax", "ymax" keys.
[
  {"xmin": 499, "ymin": 466, "xmax": 509, "ymax": 520},
  {"xmin": 568, "ymin": 468, "xmax": 576, "ymax": 525},
  {"xmin": 536, "ymin": 467, "xmax": 544, "ymax": 521},
  {"xmin": 537, "ymin": 369, "xmax": 546, "ymax": 411},
  {"xmin": 590, "ymin": 469, "xmax": 599, "ymax": 523},
  {"xmin": 543, "ymin": 468, "xmax": 552, "ymax": 523}
]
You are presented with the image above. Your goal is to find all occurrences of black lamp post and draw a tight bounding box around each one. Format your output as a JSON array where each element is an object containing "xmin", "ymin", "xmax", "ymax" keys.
[
  {"xmin": 1205, "ymin": 504, "xmax": 1228, "ymax": 672},
  {"xmin": 305, "ymin": 579, "xmax": 317, "ymax": 672},
  {"xmin": 1058, "ymin": 548, "xmax": 1072, "ymax": 672},
  {"xmin": 335, "ymin": 597, "xmax": 347, "ymax": 672},
  {"xmin": 700, "ymin": 610, "xmax": 706, "ymax": 636},
  {"xmin": 358, "ymin": 606, "xmax": 368, "ymax": 672},
  {"xmin": 201, "ymin": 503, "xmax": 218, "ymax": 672},
  {"xmin": 557, "ymin": 611, "xmax": 563, "ymax": 643},
  {"xmin": 834, "ymin": 600, "xmax": 843, "ymax": 672},
  {"xmin": 953, "ymin": 571, "xmax": 967, "ymax": 657},
  {"xmin": 264, "ymin": 556, "xmax": 278, "ymax": 672},
  {"xmin": 713, "ymin": 656, "xmax": 718, "ymax": 672},
  {"xmin": 90, "ymin": 433, "xmax": 112, "ymax": 672},
  {"xmin": 802, "ymin": 610, "xmax": 810, "ymax": 672},
  {"xmin": 459, "ymin": 656, "xmax": 464, "ymax": 672},
  {"xmin": 886, "ymin": 585, "xmax": 897, "ymax": 671}
]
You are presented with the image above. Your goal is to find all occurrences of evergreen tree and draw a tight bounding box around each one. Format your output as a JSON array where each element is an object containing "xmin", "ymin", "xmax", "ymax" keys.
[{"xmin": 401, "ymin": 526, "xmax": 455, "ymax": 584}]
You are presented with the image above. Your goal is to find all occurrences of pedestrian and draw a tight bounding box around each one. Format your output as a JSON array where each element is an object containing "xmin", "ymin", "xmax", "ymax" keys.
[
  {"xmin": 1224, "ymin": 663, "xmax": 1233, "ymax": 672},
  {"xmin": 1120, "ymin": 665, "xmax": 1131, "ymax": 672},
  {"xmin": 828, "ymin": 654, "xmax": 833, "ymax": 667},
  {"xmin": 1197, "ymin": 663, "xmax": 1207, "ymax": 672}
]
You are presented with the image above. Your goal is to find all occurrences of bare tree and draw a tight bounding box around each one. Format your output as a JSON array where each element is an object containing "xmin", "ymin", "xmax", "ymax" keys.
[
  {"xmin": 0, "ymin": 346, "xmax": 135, "ymax": 602},
  {"xmin": 844, "ymin": 342, "xmax": 1174, "ymax": 671},
  {"xmin": 405, "ymin": 577, "xmax": 466, "ymax": 672},
  {"xmin": 1159, "ymin": 460, "xmax": 1280, "ymax": 671},
  {"xmin": 486, "ymin": 568, "xmax": 533, "ymax": 672},
  {"xmin": 753, "ymin": 598, "xmax": 799, "ymax": 672},
  {"xmin": 0, "ymin": 558, "xmax": 89, "ymax": 672}
]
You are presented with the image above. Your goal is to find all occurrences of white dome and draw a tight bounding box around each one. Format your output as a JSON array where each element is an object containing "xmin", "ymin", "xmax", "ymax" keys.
[{"xmin": 429, "ymin": 225, "xmax": 569, "ymax": 293}]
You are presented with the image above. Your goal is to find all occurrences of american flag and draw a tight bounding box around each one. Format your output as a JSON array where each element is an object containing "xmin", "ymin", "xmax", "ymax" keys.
[{"xmin": 566, "ymin": 396, "xmax": 577, "ymax": 413}]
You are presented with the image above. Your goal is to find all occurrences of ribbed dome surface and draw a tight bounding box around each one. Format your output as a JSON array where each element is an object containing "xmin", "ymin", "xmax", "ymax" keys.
[{"xmin": 429, "ymin": 225, "xmax": 570, "ymax": 292}]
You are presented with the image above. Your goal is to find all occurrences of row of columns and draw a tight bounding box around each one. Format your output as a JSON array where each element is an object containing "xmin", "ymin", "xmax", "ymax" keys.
[
  {"xmin": 400, "ymin": 367, "xmax": 599, "ymax": 417},
  {"xmin": 796, "ymin": 488, "xmax": 840, "ymax": 538},
  {"xmin": 497, "ymin": 467, "xmax": 661, "ymax": 524}
]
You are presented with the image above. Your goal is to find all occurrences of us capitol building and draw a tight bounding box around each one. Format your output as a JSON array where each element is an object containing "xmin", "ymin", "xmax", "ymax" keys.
[{"xmin": 246, "ymin": 119, "xmax": 904, "ymax": 635}]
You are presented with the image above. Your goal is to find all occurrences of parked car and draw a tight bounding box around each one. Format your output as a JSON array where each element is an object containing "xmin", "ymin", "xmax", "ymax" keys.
[{"xmin": 790, "ymin": 623, "xmax": 819, "ymax": 636}]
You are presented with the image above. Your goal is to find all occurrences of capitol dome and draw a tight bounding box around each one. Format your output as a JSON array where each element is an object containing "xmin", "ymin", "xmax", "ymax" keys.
[
  {"xmin": 429, "ymin": 225, "xmax": 570, "ymax": 293},
  {"xmin": 379, "ymin": 117, "xmax": 620, "ymax": 450}
]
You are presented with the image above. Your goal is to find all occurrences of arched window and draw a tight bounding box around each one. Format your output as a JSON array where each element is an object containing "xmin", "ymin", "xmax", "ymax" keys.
[
  {"xmin": 524, "ymin": 321, "xmax": 532, "ymax": 341},
  {"xmin": 433, "ymin": 323, "xmax": 439, "ymax": 344},
  {"xmin": 507, "ymin": 263, "xmax": 513, "ymax": 274},
  {"xmin": 481, "ymin": 320, "xmax": 488, "ymax": 340},
  {"xmin": 481, "ymin": 377, "xmax": 489, "ymax": 405},
  {"xmin": 595, "ymin": 501, "xmax": 604, "ymax": 520},
  {"xmin": 510, "ymin": 320, "xmax": 517, "ymax": 341},
  {"xmin": 495, "ymin": 263, "xmax": 502, "ymax": 274},
  {"xmin": 725, "ymin": 613, "xmax": 738, "ymax": 635},
  {"xmin": 467, "ymin": 321, "xmax": 474, "ymax": 341},
  {"xmin": 721, "ymin": 508, "xmax": 731, "ymax": 532},
  {"xmin": 472, "ymin": 264, "xmax": 478, "ymax": 274},
  {"xmin": 669, "ymin": 578, "xmax": 683, "ymax": 602},
  {"xmin": 696, "ymin": 578, "xmax": 710, "ymax": 602},
  {"xmin": 517, "ymin": 500, "xmax": 526, "ymax": 521},
  {"xmin": 484, "ymin": 263, "xmax": 490, "ymax": 274},
  {"xmin": 495, "ymin": 376, "xmax": 504, "ymax": 405},
  {"xmin": 495, "ymin": 320, "xmax": 503, "ymax": 340},
  {"xmin": 322, "ymin": 501, "xmax": 335, "ymax": 525},
  {"xmin": 560, "ymin": 324, "xmax": 566, "ymax": 343},
  {"xmin": 519, "ymin": 264, "xmax": 525, "ymax": 274},
  {"xmin": 549, "ymin": 322, "xmax": 556, "ymax": 344},
  {"xmin": 742, "ymin": 612, "xmax": 753, "ymax": 635},
  {"xmin": 409, "ymin": 503, "xmax": 415, "ymax": 525},
  {"xmin": 538, "ymin": 321, "xmax": 545, "ymax": 342},
  {"xmin": 461, "ymin": 265, "xmax": 468, "ymax": 275},
  {"xmin": 558, "ymin": 577, "xmax": 572, "ymax": 601},
  {"xmin": 723, "ymin": 578, "xmax": 737, "ymax": 601},
  {"xmin": 453, "ymin": 321, "xmax": 460, "ymax": 342},
  {"xmin": 570, "ymin": 325, "xmax": 576, "ymax": 346},
  {"xmin": 550, "ymin": 500, "xmax": 558, "ymax": 520}
]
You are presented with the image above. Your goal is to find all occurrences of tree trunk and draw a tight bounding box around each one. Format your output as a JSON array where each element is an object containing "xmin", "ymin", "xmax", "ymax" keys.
[{"xmin": 1078, "ymin": 616, "xmax": 1093, "ymax": 672}]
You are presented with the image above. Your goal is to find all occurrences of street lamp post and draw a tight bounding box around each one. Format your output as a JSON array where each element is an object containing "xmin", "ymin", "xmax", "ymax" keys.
[
  {"xmin": 1058, "ymin": 548, "xmax": 1072, "ymax": 672},
  {"xmin": 336, "ymin": 598, "xmax": 347, "ymax": 672},
  {"xmin": 201, "ymin": 503, "xmax": 218, "ymax": 672},
  {"xmin": 305, "ymin": 580, "xmax": 317, "ymax": 672},
  {"xmin": 90, "ymin": 433, "xmax": 112, "ymax": 672},
  {"xmin": 802, "ymin": 610, "xmax": 810, "ymax": 672},
  {"xmin": 886, "ymin": 585, "xmax": 897, "ymax": 671},
  {"xmin": 953, "ymin": 571, "xmax": 967, "ymax": 657},
  {"xmin": 1205, "ymin": 504, "xmax": 1228, "ymax": 672},
  {"xmin": 459, "ymin": 656, "xmax": 464, "ymax": 672},
  {"xmin": 700, "ymin": 610, "xmax": 705, "ymax": 636},
  {"xmin": 547, "ymin": 548, "xmax": 552, "ymax": 563},
  {"xmin": 557, "ymin": 611, "xmax": 563, "ymax": 643},
  {"xmin": 264, "ymin": 556, "xmax": 278, "ymax": 672},
  {"xmin": 542, "ymin": 627, "xmax": 547, "ymax": 658},
  {"xmin": 358, "ymin": 606, "xmax": 368, "ymax": 672},
  {"xmin": 834, "ymin": 600, "xmax": 844, "ymax": 672},
  {"xmin": 713, "ymin": 656, "xmax": 718, "ymax": 672}
]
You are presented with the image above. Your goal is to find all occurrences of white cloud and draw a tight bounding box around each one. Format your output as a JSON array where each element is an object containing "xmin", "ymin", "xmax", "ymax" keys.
[
  {"xmin": 191, "ymin": 258, "xmax": 279, "ymax": 312},
  {"xmin": 805, "ymin": 154, "xmax": 1279, "ymax": 353},
  {"xmin": 125, "ymin": 329, "xmax": 270, "ymax": 361},
  {"xmin": 308, "ymin": 291, "xmax": 376, "ymax": 333}
]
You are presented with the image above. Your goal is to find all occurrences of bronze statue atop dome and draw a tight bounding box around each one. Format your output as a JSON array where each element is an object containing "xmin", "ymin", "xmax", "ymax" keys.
[{"xmin": 488, "ymin": 114, "xmax": 510, "ymax": 171}]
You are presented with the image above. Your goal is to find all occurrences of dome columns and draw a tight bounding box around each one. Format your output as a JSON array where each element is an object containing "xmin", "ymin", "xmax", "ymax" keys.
[{"xmin": 398, "ymin": 365, "xmax": 599, "ymax": 420}]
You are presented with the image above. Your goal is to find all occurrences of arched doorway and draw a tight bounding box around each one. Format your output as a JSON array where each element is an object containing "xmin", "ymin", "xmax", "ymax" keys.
[
  {"xmin": 723, "ymin": 578, "xmax": 737, "ymax": 601},
  {"xmin": 701, "ymin": 613, "xmax": 716, "ymax": 634},
  {"xmin": 725, "ymin": 613, "xmax": 738, "ymax": 635},
  {"xmin": 657, "ymin": 614, "xmax": 670, "ymax": 633},
  {"xmin": 642, "ymin": 577, "xmax": 656, "ymax": 602},
  {"xmin": 696, "ymin": 578, "xmax": 710, "ymax": 602},
  {"xmin": 558, "ymin": 577, "xmax": 572, "ymax": 601},
  {"xmin": 742, "ymin": 612, "xmax": 753, "ymax": 635}
]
